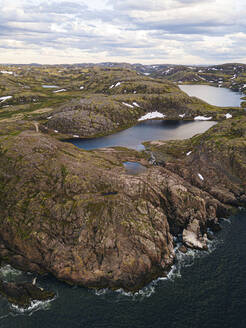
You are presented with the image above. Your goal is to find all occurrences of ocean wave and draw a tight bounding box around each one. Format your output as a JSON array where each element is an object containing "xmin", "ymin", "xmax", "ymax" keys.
[
  {"xmin": 0, "ymin": 265, "xmax": 23, "ymax": 281},
  {"xmin": 96, "ymin": 237, "xmax": 220, "ymax": 300},
  {"xmin": 10, "ymin": 296, "xmax": 56, "ymax": 316}
]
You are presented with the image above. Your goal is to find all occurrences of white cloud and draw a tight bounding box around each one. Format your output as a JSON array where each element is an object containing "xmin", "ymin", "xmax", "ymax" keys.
[{"xmin": 0, "ymin": 0, "xmax": 245, "ymax": 64}]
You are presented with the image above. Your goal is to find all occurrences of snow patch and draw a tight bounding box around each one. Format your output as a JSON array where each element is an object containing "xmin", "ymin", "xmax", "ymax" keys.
[
  {"xmin": 73, "ymin": 135, "xmax": 79, "ymax": 138},
  {"xmin": 122, "ymin": 102, "xmax": 134, "ymax": 108},
  {"xmin": 198, "ymin": 173, "xmax": 204, "ymax": 181},
  {"xmin": 179, "ymin": 114, "xmax": 185, "ymax": 118},
  {"xmin": 115, "ymin": 82, "xmax": 121, "ymax": 87},
  {"xmin": 80, "ymin": 86, "xmax": 84, "ymax": 90},
  {"xmin": 0, "ymin": 96, "xmax": 12, "ymax": 103},
  {"xmin": 194, "ymin": 116, "xmax": 212, "ymax": 121},
  {"xmin": 0, "ymin": 71, "xmax": 13, "ymax": 75},
  {"xmin": 133, "ymin": 102, "xmax": 140, "ymax": 107},
  {"xmin": 53, "ymin": 89, "xmax": 66, "ymax": 93},
  {"xmin": 138, "ymin": 111, "xmax": 165, "ymax": 121},
  {"xmin": 42, "ymin": 85, "xmax": 58, "ymax": 88},
  {"xmin": 186, "ymin": 151, "xmax": 192, "ymax": 156},
  {"xmin": 225, "ymin": 113, "xmax": 232, "ymax": 119}
]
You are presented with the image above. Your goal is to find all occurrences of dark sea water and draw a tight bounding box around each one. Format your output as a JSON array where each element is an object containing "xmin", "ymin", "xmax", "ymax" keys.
[
  {"xmin": 68, "ymin": 120, "xmax": 216, "ymax": 151},
  {"xmin": 179, "ymin": 84, "xmax": 243, "ymax": 107},
  {"xmin": 1, "ymin": 210, "xmax": 246, "ymax": 328}
]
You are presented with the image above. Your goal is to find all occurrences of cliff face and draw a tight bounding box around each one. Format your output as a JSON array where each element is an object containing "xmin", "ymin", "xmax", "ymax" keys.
[
  {"xmin": 144, "ymin": 116, "xmax": 246, "ymax": 209},
  {"xmin": 0, "ymin": 127, "xmax": 232, "ymax": 291}
]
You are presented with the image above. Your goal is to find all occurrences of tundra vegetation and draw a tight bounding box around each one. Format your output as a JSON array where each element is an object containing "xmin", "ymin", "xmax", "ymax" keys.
[{"xmin": 0, "ymin": 63, "xmax": 245, "ymax": 306}]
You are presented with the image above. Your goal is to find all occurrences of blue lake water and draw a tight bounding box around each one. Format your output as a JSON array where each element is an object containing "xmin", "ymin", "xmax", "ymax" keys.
[
  {"xmin": 69, "ymin": 120, "xmax": 216, "ymax": 151},
  {"xmin": 179, "ymin": 84, "xmax": 243, "ymax": 107}
]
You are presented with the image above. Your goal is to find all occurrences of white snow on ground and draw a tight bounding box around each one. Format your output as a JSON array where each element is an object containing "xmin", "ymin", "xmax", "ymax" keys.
[
  {"xmin": 109, "ymin": 84, "xmax": 115, "ymax": 89},
  {"xmin": 42, "ymin": 85, "xmax": 58, "ymax": 88},
  {"xmin": 73, "ymin": 135, "xmax": 79, "ymax": 138},
  {"xmin": 225, "ymin": 113, "xmax": 232, "ymax": 119},
  {"xmin": 186, "ymin": 151, "xmax": 192, "ymax": 156},
  {"xmin": 0, "ymin": 71, "xmax": 13, "ymax": 75},
  {"xmin": 198, "ymin": 173, "xmax": 204, "ymax": 181},
  {"xmin": 179, "ymin": 114, "xmax": 185, "ymax": 118},
  {"xmin": 133, "ymin": 91, "xmax": 137, "ymax": 94},
  {"xmin": 115, "ymin": 82, "xmax": 121, "ymax": 87},
  {"xmin": 133, "ymin": 102, "xmax": 140, "ymax": 107},
  {"xmin": 0, "ymin": 96, "xmax": 12, "ymax": 103},
  {"xmin": 47, "ymin": 116, "xmax": 53, "ymax": 119},
  {"xmin": 122, "ymin": 102, "xmax": 134, "ymax": 108},
  {"xmin": 53, "ymin": 89, "xmax": 66, "ymax": 93},
  {"xmin": 138, "ymin": 111, "xmax": 165, "ymax": 121},
  {"xmin": 243, "ymin": 84, "xmax": 246, "ymax": 88},
  {"xmin": 194, "ymin": 116, "xmax": 212, "ymax": 121},
  {"xmin": 80, "ymin": 86, "xmax": 84, "ymax": 90},
  {"xmin": 143, "ymin": 73, "xmax": 150, "ymax": 76},
  {"xmin": 54, "ymin": 130, "xmax": 58, "ymax": 133}
]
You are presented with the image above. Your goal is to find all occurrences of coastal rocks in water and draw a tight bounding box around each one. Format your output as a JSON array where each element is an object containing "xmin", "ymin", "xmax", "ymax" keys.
[
  {"xmin": 178, "ymin": 245, "xmax": 188, "ymax": 253},
  {"xmin": 183, "ymin": 219, "xmax": 208, "ymax": 250},
  {"xmin": 0, "ymin": 279, "xmax": 55, "ymax": 308}
]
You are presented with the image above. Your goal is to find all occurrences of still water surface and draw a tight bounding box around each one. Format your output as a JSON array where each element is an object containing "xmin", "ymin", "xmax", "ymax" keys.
[
  {"xmin": 179, "ymin": 84, "xmax": 243, "ymax": 107},
  {"xmin": 69, "ymin": 120, "xmax": 216, "ymax": 151}
]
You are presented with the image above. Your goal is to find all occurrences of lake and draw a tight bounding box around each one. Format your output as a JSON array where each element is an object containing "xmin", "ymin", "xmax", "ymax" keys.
[
  {"xmin": 179, "ymin": 84, "xmax": 243, "ymax": 107},
  {"xmin": 69, "ymin": 120, "xmax": 216, "ymax": 151}
]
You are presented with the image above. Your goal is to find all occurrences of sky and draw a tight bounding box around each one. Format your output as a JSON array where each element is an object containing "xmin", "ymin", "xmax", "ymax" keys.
[{"xmin": 0, "ymin": 0, "xmax": 245, "ymax": 65}]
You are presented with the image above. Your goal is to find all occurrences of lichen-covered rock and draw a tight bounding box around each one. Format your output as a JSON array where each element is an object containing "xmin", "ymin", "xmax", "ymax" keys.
[{"xmin": 0, "ymin": 129, "xmax": 229, "ymax": 291}]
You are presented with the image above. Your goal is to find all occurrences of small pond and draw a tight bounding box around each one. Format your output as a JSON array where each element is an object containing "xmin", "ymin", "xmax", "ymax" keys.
[{"xmin": 123, "ymin": 162, "xmax": 147, "ymax": 175}]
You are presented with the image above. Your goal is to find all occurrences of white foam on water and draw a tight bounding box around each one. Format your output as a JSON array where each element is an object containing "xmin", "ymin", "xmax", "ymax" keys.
[
  {"xmin": 94, "ymin": 288, "xmax": 108, "ymax": 296},
  {"xmin": 93, "ymin": 234, "xmax": 220, "ymax": 300},
  {"xmin": 0, "ymin": 265, "xmax": 23, "ymax": 280},
  {"xmin": 220, "ymin": 217, "xmax": 231, "ymax": 224},
  {"xmin": 10, "ymin": 297, "xmax": 55, "ymax": 315}
]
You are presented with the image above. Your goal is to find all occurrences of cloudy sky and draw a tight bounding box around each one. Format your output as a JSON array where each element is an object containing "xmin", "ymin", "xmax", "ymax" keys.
[{"xmin": 0, "ymin": 0, "xmax": 245, "ymax": 65}]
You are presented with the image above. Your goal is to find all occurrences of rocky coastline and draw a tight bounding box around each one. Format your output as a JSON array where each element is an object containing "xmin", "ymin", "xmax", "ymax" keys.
[{"xmin": 0, "ymin": 65, "xmax": 245, "ymax": 306}]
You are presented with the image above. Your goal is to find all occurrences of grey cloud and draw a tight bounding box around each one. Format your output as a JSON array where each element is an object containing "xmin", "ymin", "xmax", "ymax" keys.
[{"xmin": 0, "ymin": 0, "xmax": 245, "ymax": 64}]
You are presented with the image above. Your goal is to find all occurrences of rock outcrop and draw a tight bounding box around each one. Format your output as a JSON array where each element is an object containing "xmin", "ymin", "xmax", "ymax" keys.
[
  {"xmin": 0, "ymin": 279, "xmax": 55, "ymax": 308},
  {"xmin": 0, "ymin": 126, "xmax": 232, "ymax": 291}
]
